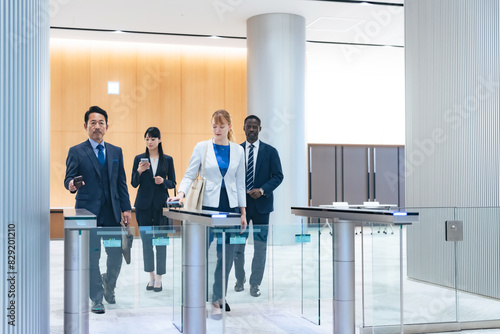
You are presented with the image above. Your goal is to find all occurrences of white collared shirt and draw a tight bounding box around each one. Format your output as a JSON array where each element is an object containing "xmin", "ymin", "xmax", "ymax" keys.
[
  {"xmin": 245, "ymin": 140, "xmax": 260, "ymax": 180},
  {"xmin": 89, "ymin": 138, "xmax": 106, "ymax": 160}
]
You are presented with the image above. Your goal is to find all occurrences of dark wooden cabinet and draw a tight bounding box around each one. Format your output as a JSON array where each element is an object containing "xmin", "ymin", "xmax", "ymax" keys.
[{"xmin": 309, "ymin": 145, "xmax": 405, "ymax": 207}]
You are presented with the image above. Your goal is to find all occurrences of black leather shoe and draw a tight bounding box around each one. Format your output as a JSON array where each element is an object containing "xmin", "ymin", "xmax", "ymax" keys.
[
  {"xmin": 219, "ymin": 301, "xmax": 230, "ymax": 312},
  {"xmin": 153, "ymin": 283, "xmax": 162, "ymax": 292},
  {"xmin": 234, "ymin": 278, "xmax": 245, "ymax": 292},
  {"xmin": 91, "ymin": 300, "xmax": 105, "ymax": 314},
  {"xmin": 102, "ymin": 273, "xmax": 116, "ymax": 304},
  {"xmin": 146, "ymin": 282, "xmax": 155, "ymax": 291},
  {"xmin": 250, "ymin": 285, "xmax": 261, "ymax": 297}
]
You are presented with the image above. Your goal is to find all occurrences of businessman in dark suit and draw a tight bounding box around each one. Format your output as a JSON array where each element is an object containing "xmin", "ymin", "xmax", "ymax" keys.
[
  {"xmin": 234, "ymin": 115, "xmax": 283, "ymax": 297},
  {"xmin": 64, "ymin": 106, "xmax": 132, "ymax": 314}
]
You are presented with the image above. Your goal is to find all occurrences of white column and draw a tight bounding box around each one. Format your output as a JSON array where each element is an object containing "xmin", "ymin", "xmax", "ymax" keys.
[
  {"xmin": 247, "ymin": 13, "xmax": 307, "ymax": 239},
  {"xmin": 0, "ymin": 0, "xmax": 51, "ymax": 333}
]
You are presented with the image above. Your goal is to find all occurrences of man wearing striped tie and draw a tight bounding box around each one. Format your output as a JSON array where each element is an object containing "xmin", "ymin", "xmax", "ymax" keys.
[{"xmin": 234, "ymin": 115, "xmax": 283, "ymax": 297}]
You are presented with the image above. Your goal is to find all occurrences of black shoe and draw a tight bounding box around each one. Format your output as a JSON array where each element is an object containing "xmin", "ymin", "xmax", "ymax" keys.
[
  {"xmin": 234, "ymin": 278, "xmax": 245, "ymax": 292},
  {"xmin": 91, "ymin": 300, "xmax": 105, "ymax": 314},
  {"xmin": 250, "ymin": 285, "xmax": 261, "ymax": 297},
  {"xmin": 153, "ymin": 283, "xmax": 162, "ymax": 292},
  {"xmin": 146, "ymin": 281, "xmax": 155, "ymax": 291},
  {"xmin": 219, "ymin": 301, "xmax": 230, "ymax": 312},
  {"xmin": 102, "ymin": 273, "xmax": 116, "ymax": 304}
]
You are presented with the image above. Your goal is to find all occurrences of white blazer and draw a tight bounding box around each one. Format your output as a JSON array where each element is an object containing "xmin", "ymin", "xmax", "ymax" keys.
[{"xmin": 178, "ymin": 139, "xmax": 246, "ymax": 209}]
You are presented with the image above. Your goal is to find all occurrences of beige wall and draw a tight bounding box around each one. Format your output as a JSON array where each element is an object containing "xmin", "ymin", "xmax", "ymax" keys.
[{"xmin": 50, "ymin": 39, "xmax": 247, "ymax": 211}]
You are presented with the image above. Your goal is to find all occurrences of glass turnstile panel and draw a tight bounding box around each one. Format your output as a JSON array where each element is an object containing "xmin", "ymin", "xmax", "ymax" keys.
[
  {"xmin": 55, "ymin": 224, "xmax": 183, "ymax": 332},
  {"xmin": 226, "ymin": 223, "xmax": 271, "ymax": 306},
  {"xmin": 170, "ymin": 224, "xmax": 183, "ymax": 332},
  {"xmin": 290, "ymin": 207, "xmax": 412, "ymax": 333},
  {"xmin": 301, "ymin": 219, "xmax": 321, "ymax": 325},
  {"xmin": 360, "ymin": 223, "xmax": 403, "ymax": 331},
  {"xmin": 272, "ymin": 219, "xmax": 321, "ymax": 325},
  {"xmin": 206, "ymin": 226, "xmax": 226, "ymax": 333}
]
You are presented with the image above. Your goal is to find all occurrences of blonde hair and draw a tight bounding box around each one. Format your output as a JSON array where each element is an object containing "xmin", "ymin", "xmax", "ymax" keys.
[{"xmin": 212, "ymin": 109, "xmax": 235, "ymax": 142}]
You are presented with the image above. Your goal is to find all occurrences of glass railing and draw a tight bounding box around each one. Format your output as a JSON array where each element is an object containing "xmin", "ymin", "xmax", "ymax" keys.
[
  {"xmin": 402, "ymin": 207, "xmax": 500, "ymax": 331},
  {"xmin": 51, "ymin": 206, "xmax": 500, "ymax": 333}
]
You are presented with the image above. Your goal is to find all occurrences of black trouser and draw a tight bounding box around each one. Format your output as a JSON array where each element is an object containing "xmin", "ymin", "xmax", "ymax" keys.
[
  {"xmin": 234, "ymin": 211, "xmax": 270, "ymax": 286},
  {"xmin": 89, "ymin": 203, "xmax": 123, "ymax": 303},
  {"xmin": 136, "ymin": 207, "xmax": 167, "ymax": 275},
  {"xmin": 203, "ymin": 187, "xmax": 239, "ymax": 302}
]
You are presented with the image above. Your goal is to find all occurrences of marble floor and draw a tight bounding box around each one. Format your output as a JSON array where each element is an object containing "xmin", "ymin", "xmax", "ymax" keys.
[{"xmin": 50, "ymin": 225, "xmax": 500, "ymax": 333}]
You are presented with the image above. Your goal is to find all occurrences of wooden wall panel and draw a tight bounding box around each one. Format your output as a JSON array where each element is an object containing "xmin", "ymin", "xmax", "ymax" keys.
[
  {"xmin": 51, "ymin": 40, "xmax": 91, "ymax": 132},
  {"xmin": 181, "ymin": 49, "xmax": 226, "ymax": 135},
  {"xmin": 50, "ymin": 40, "xmax": 247, "ymax": 235},
  {"xmin": 90, "ymin": 42, "xmax": 137, "ymax": 132},
  {"xmin": 159, "ymin": 46, "xmax": 182, "ymax": 135},
  {"xmin": 136, "ymin": 48, "xmax": 162, "ymax": 133},
  {"xmin": 224, "ymin": 50, "xmax": 247, "ymax": 142}
]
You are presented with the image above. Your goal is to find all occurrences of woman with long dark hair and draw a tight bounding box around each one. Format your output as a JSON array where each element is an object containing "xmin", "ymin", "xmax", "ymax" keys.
[{"xmin": 131, "ymin": 127, "xmax": 176, "ymax": 292}]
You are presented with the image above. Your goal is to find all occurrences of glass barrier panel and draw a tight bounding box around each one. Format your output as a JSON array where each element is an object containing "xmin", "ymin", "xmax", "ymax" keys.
[
  {"xmin": 360, "ymin": 222, "xmax": 402, "ymax": 331},
  {"xmin": 272, "ymin": 221, "xmax": 305, "ymax": 305},
  {"xmin": 206, "ymin": 226, "xmax": 231, "ymax": 332},
  {"xmin": 271, "ymin": 219, "xmax": 321, "ymax": 325},
  {"xmin": 51, "ymin": 225, "xmax": 184, "ymax": 332},
  {"xmin": 455, "ymin": 207, "xmax": 500, "ymax": 323},
  {"xmin": 226, "ymin": 223, "xmax": 270, "ymax": 307},
  {"xmin": 170, "ymin": 223, "xmax": 183, "ymax": 332},
  {"xmin": 403, "ymin": 207, "xmax": 458, "ymax": 327},
  {"xmin": 301, "ymin": 218, "xmax": 321, "ymax": 325},
  {"xmin": 319, "ymin": 219, "xmax": 334, "ymax": 327}
]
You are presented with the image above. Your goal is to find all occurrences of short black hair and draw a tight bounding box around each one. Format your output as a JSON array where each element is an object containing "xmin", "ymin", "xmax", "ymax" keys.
[
  {"xmin": 244, "ymin": 115, "xmax": 261, "ymax": 126},
  {"xmin": 84, "ymin": 106, "xmax": 108, "ymax": 124}
]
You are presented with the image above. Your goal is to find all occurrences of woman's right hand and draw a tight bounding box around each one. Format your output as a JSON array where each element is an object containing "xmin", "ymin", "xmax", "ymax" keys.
[
  {"xmin": 167, "ymin": 192, "xmax": 184, "ymax": 203},
  {"xmin": 137, "ymin": 161, "xmax": 150, "ymax": 174}
]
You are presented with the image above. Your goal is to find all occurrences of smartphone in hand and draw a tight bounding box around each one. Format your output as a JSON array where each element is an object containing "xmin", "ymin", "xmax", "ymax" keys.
[
  {"xmin": 73, "ymin": 176, "xmax": 83, "ymax": 189},
  {"xmin": 168, "ymin": 201, "xmax": 183, "ymax": 208}
]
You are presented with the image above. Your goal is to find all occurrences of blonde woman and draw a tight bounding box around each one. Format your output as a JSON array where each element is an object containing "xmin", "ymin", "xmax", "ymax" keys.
[{"xmin": 169, "ymin": 109, "xmax": 247, "ymax": 317}]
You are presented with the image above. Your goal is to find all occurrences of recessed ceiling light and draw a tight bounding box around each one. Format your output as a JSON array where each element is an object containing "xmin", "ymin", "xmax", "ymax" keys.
[{"xmin": 108, "ymin": 81, "xmax": 119, "ymax": 95}]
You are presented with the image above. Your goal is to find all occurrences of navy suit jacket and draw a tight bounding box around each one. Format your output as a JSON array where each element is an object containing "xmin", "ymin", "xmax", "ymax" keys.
[
  {"xmin": 131, "ymin": 153, "xmax": 176, "ymax": 210},
  {"xmin": 242, "ymin": 141, "xmax": 283, "ymax": 215},
  {"xmin": 64, "ymin": 140, "xmax": 132, "ymax": 225}
]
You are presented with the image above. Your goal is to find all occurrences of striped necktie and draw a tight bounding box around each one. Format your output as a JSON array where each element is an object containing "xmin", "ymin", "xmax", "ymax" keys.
[{"xmin": 246, "ymin": 144, "xmax": 254, "ymax": 191}]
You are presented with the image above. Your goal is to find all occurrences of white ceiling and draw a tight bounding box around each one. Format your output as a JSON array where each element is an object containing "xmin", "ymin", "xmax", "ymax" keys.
[{"xmin": 50, "ymin": 0, "xmax": 404, "ymax": 48}]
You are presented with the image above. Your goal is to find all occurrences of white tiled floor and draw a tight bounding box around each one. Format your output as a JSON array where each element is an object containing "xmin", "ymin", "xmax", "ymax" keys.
[{"xmin": 50, "ymin": 225, "xmax": 500, "ymax": 333}]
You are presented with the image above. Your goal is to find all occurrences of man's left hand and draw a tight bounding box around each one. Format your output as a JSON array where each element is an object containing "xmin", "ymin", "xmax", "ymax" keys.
[
  {"xmin": 247, "ymin": 188, "xmax": 262, "ymax": 199},
  {"xmin": 121, "ymin": 211, "xmax": 132, "ymax": 226}
]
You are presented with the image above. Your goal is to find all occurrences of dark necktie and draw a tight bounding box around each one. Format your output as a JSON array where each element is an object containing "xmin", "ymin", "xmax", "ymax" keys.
[
  {"xmin": 246, "ymin": 144, "xmax": 254, "ymax": 191},
  {"xmin": 97, "ymin": 144, "xmax": 105, "ymax": 166}
]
